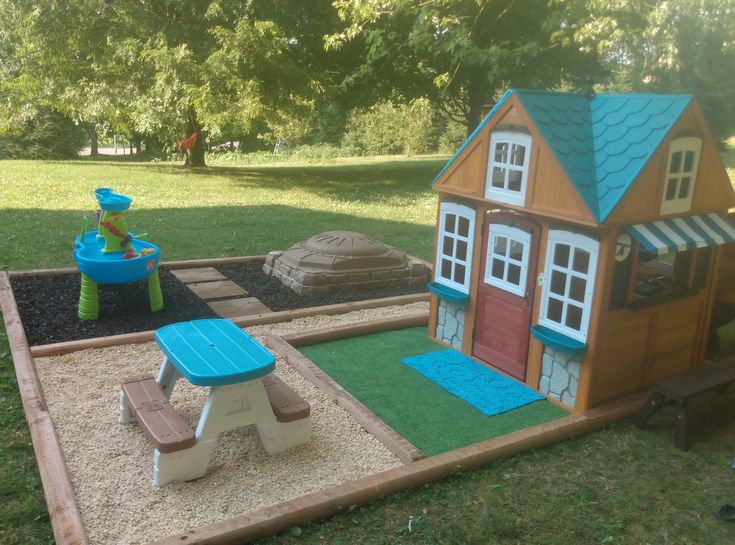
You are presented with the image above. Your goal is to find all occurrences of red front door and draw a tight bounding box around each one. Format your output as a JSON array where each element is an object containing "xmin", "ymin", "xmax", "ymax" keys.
[{"xmin": 472, "ymin": 213, "xmax": 540, "ymax": 380}]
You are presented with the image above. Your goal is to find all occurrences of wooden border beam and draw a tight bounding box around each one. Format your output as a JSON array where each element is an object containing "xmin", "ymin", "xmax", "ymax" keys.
[
  {"xmin": 0, "ymin": 272, "xmax": 89, "ymax": 545},
  {"xmin": 265, "ymin": 315, "xmax": 428, "ymax": 464},
  {"xmin": 8, "ymin": 255, "xmax": 268, "ymax": 278},
  {"xmin": 151, "ymin": 393, "xmax": 645, "ymax": 545},
  {"xmin": 29, "ymin": 294, "xmax": 430, "ymax": 357}
]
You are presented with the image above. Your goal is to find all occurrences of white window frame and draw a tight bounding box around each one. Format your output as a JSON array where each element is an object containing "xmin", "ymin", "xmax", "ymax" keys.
[
  {"xmin": 539, "ymin": 230, "xmax": 599, "ymax": 343},
  {"xmin": 484, "ymin": 130, "xmax": 532, "ymax": 207},
  {"xmin": 660, "ymin": 136, "xmax": 702, "ymax": 215},
  {"xmin": 484, "ymin": 224, "xmax": 531, "ymax": 297},
  {"xmin": 435, "ymin": 202, "xmax": 475, "ymax": 293}
]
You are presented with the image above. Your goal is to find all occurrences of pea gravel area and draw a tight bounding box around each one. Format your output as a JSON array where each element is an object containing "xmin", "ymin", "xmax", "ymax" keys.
[{"xmin": 34, "ymin": 303, "xmax": 428, "ymax": 545}]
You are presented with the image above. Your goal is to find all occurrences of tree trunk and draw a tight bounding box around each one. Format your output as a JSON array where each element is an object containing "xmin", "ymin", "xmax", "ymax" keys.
[
  {"xmin": 89, "ymin": 124, "xmax": 99, "ymax": 156},
  {"xmin": 183, "ymin": 108, "xmax": 206, "ymax": 167},
  {"xmin": 465, "ymin": 80, "xmax": 488, "ymax": 137},
  {"xmin": 145, "ymin": 135, "xmax": 160, "ymax": 154}
]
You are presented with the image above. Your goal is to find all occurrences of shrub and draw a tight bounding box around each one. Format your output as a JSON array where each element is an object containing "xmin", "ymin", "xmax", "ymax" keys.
[
  {"xmin": 342, "ymin": 98, "xmax": 455, "ymax": 156},
  {"xmin": 0, "ymin": 110, "xmax": 87, "ymax": 159}
]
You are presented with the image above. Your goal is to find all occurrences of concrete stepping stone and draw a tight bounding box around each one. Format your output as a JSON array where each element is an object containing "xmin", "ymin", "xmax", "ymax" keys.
[
  {"xmin": 170, "ymin": 267, "xmax": 227, "ymax": 284},
  {"xmin": 207, "ymin": 297, "xmax": 272, "ymax": 318},
  {"xmin": 187, "ymin": 280, "xmax": 247, "ymax": 300}
]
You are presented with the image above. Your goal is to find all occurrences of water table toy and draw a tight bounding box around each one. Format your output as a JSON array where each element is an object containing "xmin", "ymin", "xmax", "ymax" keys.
[{"xmin": 72, "ymin": 188, "xmax": 164, "ymax": 320}]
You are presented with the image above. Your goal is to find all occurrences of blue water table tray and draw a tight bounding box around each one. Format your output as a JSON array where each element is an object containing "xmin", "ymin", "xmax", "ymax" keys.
[
  {"xmin": 74, "ymin": 230, "xmax": 160, "ymax": 285},
  {"xmin": 72, "ymin": 187, "xmax": 164, "ymax": 320}
]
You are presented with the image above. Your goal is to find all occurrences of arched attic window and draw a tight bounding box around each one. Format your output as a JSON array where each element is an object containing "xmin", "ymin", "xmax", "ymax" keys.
[{"xmin": 484, "ymin": 127, "xmax": 532, "ymax": 207}]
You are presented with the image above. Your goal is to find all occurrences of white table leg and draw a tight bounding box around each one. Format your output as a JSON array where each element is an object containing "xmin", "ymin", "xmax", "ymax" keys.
[
  {"xmin": 155, "ymin": 356, "xmax": 181, "ymax": 400},
  {"xmin": 118, "ymin": 390, "xmax": 136, "ymax": 424},
  {"xmin": 195, "ymin": 380, "xmax": 277, "ymax": 443},
  {"xmin": 153, "ymin": 440, "xmax": 217, "ymax": 487}
]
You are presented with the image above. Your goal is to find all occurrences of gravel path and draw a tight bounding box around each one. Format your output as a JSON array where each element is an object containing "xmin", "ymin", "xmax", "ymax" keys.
[{"xmin": 35, "ymin": 303, "xmax": 427, "ymax": 545}]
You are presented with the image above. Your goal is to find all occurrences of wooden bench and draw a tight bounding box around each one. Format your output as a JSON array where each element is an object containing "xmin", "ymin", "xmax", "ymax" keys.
[
  {"xmin": 263, "ymin": 375, "xmax": 310, "ymax": 423},
  {"xmin": 120, "ymin": 374, "xmax": 196, "ymax": 454},
  {"xmin": 633, "ymin": 356, "xmax": 735, "ymax": 450}
]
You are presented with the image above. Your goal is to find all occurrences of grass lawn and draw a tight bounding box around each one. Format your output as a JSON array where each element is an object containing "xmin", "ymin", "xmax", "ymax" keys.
[
  {"xmin": 0, "ymin": 156, "xmax": 442, "ymax": 270},
  {"xmin": 1, "ymin": 153, "xmax": 734, "ymax": 545},
  {"xmin": 300, "ymin": 327, "xmax": 567, "ymax": 456}
]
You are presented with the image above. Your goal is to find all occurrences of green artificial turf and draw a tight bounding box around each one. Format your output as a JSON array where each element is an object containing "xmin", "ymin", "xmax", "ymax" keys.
[{"xmin": 300, "ymin": 327, "xmax": 568, "ymax": 457}]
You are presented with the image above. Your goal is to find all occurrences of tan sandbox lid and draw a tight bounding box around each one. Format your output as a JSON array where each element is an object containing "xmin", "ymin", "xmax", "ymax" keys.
[
  {"xmin": 264, "ymin": 231, "xmax": 427, "ymax": 295},
  {"xmin": 279, "ymin": 231, "xmax": 408, "ymax": 271}
]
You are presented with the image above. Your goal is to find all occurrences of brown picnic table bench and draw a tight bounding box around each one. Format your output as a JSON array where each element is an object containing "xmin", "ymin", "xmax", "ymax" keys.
[{"xmin": 633, "ymin": 356, "xmax": 735, "ymax": 450}]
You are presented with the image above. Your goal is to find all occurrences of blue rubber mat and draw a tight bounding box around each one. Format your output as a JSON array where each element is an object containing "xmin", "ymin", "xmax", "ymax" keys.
[{"xmin": 401, "ymin": 349, "xmax": 544, "ymax": 416}]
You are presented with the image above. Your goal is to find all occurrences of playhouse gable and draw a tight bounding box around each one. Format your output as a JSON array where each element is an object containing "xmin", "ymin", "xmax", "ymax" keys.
[
  {"xmin": 514, "ymin": 91, "xmax": 693, "ymax": 223},
  {"xmin": 607, "ymin": 99, "xmax": 735, "ymax": 224},
  {"xmin": 432, "ymin": 90, "xmax": 723, "ymax": 225}
]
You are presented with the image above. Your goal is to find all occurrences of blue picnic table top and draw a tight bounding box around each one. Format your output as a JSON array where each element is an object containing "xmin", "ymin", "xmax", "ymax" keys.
[{"xmin": 155, "ymin": 319, "xmax": 275, "ymax": 387}]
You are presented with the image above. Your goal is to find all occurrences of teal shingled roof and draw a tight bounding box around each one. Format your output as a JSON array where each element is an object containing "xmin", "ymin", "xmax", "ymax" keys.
[{"xmin": 433, "ymin": 90, "xmax": 693, "ymax": 223}]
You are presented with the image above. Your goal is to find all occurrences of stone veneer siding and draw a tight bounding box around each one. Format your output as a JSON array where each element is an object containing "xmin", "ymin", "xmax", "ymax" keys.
[
  {"xmin": 435, "ymin": 299, "xmax": 465, "ymax": 349},
  {"xmin": 538, "ymin": 346, "xmax": 582, "ymax": 408}
]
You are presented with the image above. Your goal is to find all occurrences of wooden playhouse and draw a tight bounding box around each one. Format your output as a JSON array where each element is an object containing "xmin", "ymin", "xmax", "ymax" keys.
[{"xmin": 427, "ymin": 89, "xmax": 735, "ymax": 413}]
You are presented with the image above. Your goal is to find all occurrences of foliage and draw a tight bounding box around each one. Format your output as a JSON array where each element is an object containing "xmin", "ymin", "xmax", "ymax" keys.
[
  {"xmin": 558, "ymin": 0, "xmax": 735, "ymax": 144},
  {"xmin": 0, "ymin": 1, "xmax": 347, "ymax": 165},
  {"xmin": 329, "ymin": 0, "xmax": 596, "ymax": 132},
  {"xmin": 342, "ymin": 98, "xmax": 444, "ymax": 156},
  {"xmin": 0, "ymin": 109, "xmax": 87, "ymax": 159},
  {"xmin": 207, "ymin": 144, "xmax": 348, "ymax": 164}
]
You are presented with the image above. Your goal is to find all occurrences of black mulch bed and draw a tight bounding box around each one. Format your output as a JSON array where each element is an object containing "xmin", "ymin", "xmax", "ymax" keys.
[
  {"xmin": 11, "ymin": 260, "xmax": 429, "ymax": 346},
  {"xmin": 215, "ymin": 261, "xmax": 429, "ymax": 312}
]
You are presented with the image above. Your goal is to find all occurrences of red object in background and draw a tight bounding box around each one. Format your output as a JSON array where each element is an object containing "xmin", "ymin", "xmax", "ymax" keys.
[{"xmin": 178, "ymin": 132, "xmax": 198, "ymax": 157}]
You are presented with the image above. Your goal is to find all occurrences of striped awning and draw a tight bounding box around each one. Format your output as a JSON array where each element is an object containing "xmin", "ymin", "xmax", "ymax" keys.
[{"xmin": 625, "ymin": 212, "xmax": 735, "ymax": 255}]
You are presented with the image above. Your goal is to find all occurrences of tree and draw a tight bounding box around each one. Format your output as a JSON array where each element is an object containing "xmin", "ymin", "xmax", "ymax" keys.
[
  {"xmin": 328, "ymin": 0, "xmax": 597, "ymax": 134},
  {"xmin": 0, "ymin": 109, "xmax": 87, "ymax": 159},
  {"xmin": 558, "ymin": 0, "xmax": 735, "ymax": 144},
  {"xmin": 0, "ymin": 0, "xmax": 344, "ymax": 166}
]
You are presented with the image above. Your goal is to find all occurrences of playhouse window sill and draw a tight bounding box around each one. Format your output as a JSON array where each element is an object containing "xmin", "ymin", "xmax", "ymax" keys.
[
  {"xmin": 427, "ymin": 282, "xmax": 469, "ymax": 305},
  {"xmin": 530, "ymin": 324, "xmax": 587, "ymax": 356}
]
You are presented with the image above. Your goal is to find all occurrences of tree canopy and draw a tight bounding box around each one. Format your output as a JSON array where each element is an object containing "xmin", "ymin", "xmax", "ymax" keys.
[
  {"xmin": 329, "ymin": 0, "xmax": 598, "ymax": 133},
  {"xmin": 0, "ymin": 0, "xmax": 732, "ymax": 162}
]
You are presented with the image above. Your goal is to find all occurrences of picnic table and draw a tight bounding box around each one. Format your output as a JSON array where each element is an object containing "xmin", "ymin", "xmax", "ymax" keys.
[
  {"xmin": 633, "ymin": 356, "xmax": 735, "ymax": 450},
  {"xmin": 119, "ymin": 319, "xmax": 310, "ymax": 487}
]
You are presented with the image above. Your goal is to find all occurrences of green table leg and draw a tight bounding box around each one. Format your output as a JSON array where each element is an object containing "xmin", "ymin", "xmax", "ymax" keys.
[
  {"xmin": 148, "ymin": 268, "xmax": 164, "ymax": 312},
  {"xmin": 78, "ymin": 274, "xmax": 99, "ymax": 320}
]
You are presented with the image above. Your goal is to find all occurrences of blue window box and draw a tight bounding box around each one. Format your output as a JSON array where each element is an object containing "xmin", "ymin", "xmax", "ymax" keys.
[
  {"xmin": 530, "ymin": 324, "xmax": 587, "ymax": 356},
  {"xmin": 427, "ymin": 282, "xmax": 469, "ymax": 305}
]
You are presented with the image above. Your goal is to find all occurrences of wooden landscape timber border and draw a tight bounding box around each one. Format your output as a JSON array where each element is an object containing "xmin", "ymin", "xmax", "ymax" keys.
[
  {"xmin": 9, "ymin": 253, "xmax": 431, "ymax": 357},
  {"xmin": 265, "ymin": 314, "xmax": 430, "ymax": 464},
  {"xmin": 0, "ymin": 272, "xmax": 90, "ymax": 545},
  {"xmin": 2, "ymin": 262, "xmax": 647, "ymax": 545},
  {"xmin": 8, "ymin": 253, "xmax": 432, "ymax": 278},
  {"xmin": 151, "ymin": 393, "xmax": 646, "ymax": 545},
  {"xmin": 29, "ymin": 293, "xmax": 430, "ymax": 357},
  {"xmin": 7, "ymin": 254, "xmax": 268, "ymax": 278}
]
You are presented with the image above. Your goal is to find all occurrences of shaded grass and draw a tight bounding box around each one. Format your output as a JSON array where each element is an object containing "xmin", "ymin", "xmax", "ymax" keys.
[
  {"xmin": 0, "ymin": 323, "xmax": 54, "ymax": 545},
  {"xmin": 300, "ymin": 328, "xmax": 567, "ymax": 456},
  {"xmin": 0, "ymin": 157, "xmax": 442, "ymax": 270},
  {"xmin": 256, "ymin": 403, "xmax": 735, "ymax": 545}
]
